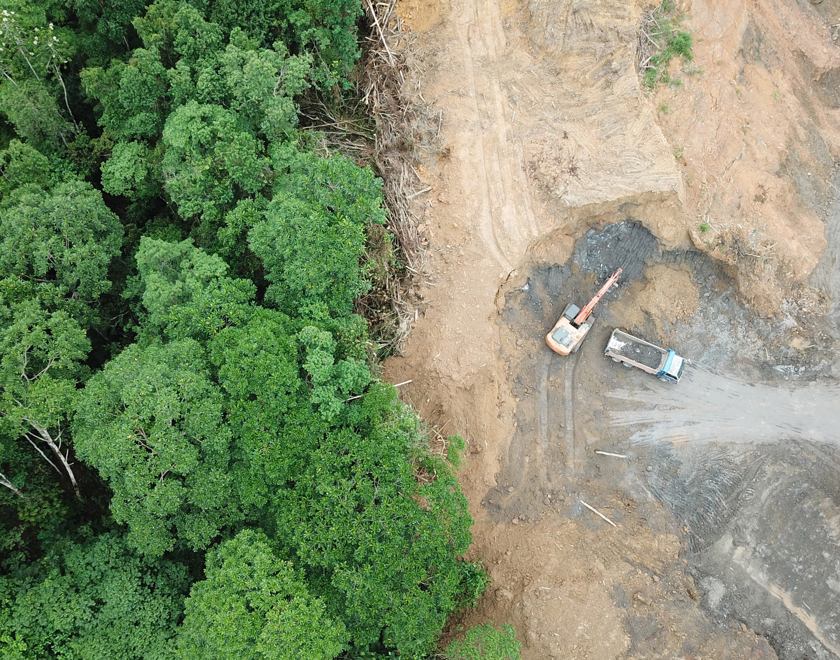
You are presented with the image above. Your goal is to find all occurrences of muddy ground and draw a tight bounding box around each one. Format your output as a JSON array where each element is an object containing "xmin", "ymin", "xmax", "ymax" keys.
[
  {"xmin": 385, "ymin": 0, "xmax": 840, "ymax": 658},
  {"xmin": 488, "ymin": 219, "xmax": 840, "ymax": 658}
]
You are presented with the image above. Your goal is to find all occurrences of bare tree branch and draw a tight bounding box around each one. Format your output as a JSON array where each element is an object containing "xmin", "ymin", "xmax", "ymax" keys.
[
  {"xmin": 0, "ymin": 472, "xmax": 24, "ymax": 498},
  {"xmin": 24, "ymin": 420, "xmax": 81, "ymax": 497},
  {"xmin": 134, "ymin": 426, "xmax": 155, "ymax": 453},
  {"xmin": 25, "ymin": 431, "xmax": 62, "ymax": 475}
]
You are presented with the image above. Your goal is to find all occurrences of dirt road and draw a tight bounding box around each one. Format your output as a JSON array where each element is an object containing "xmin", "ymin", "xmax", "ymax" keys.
[
  {"xmin": 387, "ymin": 0, "xmax": 840, "ymax": 657},
  {"xmin": 610, "ymin": 366, "xmax": 840, "ymax": 446}
]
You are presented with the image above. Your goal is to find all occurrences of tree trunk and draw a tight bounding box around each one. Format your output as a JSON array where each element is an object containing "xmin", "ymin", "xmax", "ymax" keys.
[{"xmin": 32, "ymin": 423, "xmax": 81, "ymax": 498}]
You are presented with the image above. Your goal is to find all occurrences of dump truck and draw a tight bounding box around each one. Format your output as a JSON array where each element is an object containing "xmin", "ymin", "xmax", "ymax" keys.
[
  {"xmin": 545, "ymin": 269, "xmax": 622, "ymax": 355},
  {"xmin": 604, "ymin": 328, "xmax": 686, "ymax": 383}
]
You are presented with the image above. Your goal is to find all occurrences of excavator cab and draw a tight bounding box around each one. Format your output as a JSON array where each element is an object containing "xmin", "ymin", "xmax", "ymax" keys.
[
  {"xmin": 547, "ymin": 316, "xmax": 592, "ymax": 355},
  {"xmin": 562, "ymin": 304, "xmax": 581, "ymax": 321}
]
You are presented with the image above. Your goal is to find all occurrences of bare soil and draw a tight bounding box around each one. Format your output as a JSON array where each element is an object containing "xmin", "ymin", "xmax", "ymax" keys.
[{"xmin": 385, "ymin": 0, "xmax": 840, "ymax": 658}]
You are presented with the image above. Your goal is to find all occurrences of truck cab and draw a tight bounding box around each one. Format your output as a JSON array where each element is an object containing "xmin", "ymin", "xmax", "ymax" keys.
[{"xmin": 657, "ymin": 350, "xmax": 685, "ymax": 383}]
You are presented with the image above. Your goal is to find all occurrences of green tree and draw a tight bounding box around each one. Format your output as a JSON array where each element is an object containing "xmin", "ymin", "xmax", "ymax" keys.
[
  {"xmin": 130, "ymin": 0, "xmax": 191, "ymax": 60},
  {"xmin": 297, "ymin": 324, "xmax": 370, "ymax": 421},
  {"xmin": 80, "ymin": 47, "xmax": 169, "ymax": 141},
  {"xmin": 0, "ymin": 7, "xmax": 79, "ymax": 149},
  {"xmin": 0, "ymin": 433, "xmax": 67, "ymax": 549},
  {"xmin": 207, "ymin": 0, "xmax": 362, "ymax": 89},
  {"xmin": 0, "ymin": 172, "xmax": 121, "ymax": 525},
  {"xmin": 0, "ymin": 139, "xmax": 53, "ymax": 198},
  {"xmin": 0, "ymin": 180, "xmax": 123, "ymax": 314},
  {"xmin": 215, "ymin": 196, "xmax": 267, "ymax": 272},
  {"xmin": 177, "ymin": 529, "xmax": 348, "ymax": 660},
  {"xmin": 1, "ymin": 530, "xmax": 190, "ymax": 659},
  {"xmin": 273, "ymin": 383, "xmax": 478, "ymax": 658},
  {"xmin": 0, "ymin": 298, "xmax": 89, "ymax": 497},
  {"xmin": 169, "ymin": 2, "xmax": 224, "ymax": 67},
  {"xmin": 128, "ymin": 236, "xmax": 256, "ymax": 340},
  {"xmin": 207, "ymin": 306, "xmax": 318, "ymax": 510},
  {"xmin": 446, "ymin": 623, "xmax": 521, "ymax": 660},
  {"xmin": 271, "ymin": 149, "xmax": 387, "ymax": 231},
  {"xmin": 133, "ymin": 237, "xmax": 233, "ymax": 331},
  {"xmin": 73, "ymin": 339, "xmax": 241, "ymax": 556},
  {"xmin": 69, "ymin": 0, "xmax": 150, "ymax": 64},
  {"xmin": 161, "ymin": 101, "xmax": 268, "ymax": 229},
  {"xmin": 100, "ymin": 140, "xmax": 163, "ymax": 201},
  {"xmin": 0, "ymin": 7, "xmax": 75, "ymax": 87},
  {"xmin": 0, "ymin": 79, "xmax": 71, "ymax": 151},
  {"xmin": 214, "ymin": 33, "xmax": 311, "ymax": 141},
  {"xmin": 250, "ymin": 151, "xmax": 385, "ymax": 318},
  {"xmin": 129, "ymin": 239, "xmax": 480, "ymax": 656},
  {"xmin": 0, "ymin": 433, "xmax": 32, "ymax": 499},
  {"xmin": 0, "ymin": 5, "xmax": 493, "ymax": 659}
]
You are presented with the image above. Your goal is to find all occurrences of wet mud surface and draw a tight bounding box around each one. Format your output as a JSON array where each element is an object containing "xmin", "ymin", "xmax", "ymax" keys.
[{"xmin": 490, "ymin": 217, "xmax": 840, "ymax": 659}]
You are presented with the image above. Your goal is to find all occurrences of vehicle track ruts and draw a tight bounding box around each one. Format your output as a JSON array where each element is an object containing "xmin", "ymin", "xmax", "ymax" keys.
[
  {"xmin": 455, "ymin": 0, "xmax": 539, "ymax": 273},
  {"xmin": 563, "ymin": 350, "xmax": 581, "ymax": 473},
  {"xmin": 538, "ymin": 355, "xmax": 550, "ymax": 482}
]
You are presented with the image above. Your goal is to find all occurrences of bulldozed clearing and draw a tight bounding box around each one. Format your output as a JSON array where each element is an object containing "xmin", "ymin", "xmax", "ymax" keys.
[{"xmin": 385, "ymin": 0, "xmax": 840, "ymax": 658}]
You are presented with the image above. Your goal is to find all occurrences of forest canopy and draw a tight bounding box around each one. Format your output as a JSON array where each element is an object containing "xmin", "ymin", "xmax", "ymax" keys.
[{"xmin": 0, "ymin": 2, "xmax": 495, "ymax": 658}]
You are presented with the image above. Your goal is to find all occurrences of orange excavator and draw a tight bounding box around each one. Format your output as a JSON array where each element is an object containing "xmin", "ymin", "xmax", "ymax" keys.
[{"xmin": 545, "ymin": 268, "xmax": 622, "ymax": 355}]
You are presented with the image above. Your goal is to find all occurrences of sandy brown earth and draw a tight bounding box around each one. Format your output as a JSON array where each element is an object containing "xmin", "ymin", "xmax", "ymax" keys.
[{"xmin": 384, "ymin": 0, "xmax": 840, "ymax": 658}]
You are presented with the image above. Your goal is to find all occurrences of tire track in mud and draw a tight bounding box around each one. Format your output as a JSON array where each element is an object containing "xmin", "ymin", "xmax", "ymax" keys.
[
  {"xmin": 730, "ymin": 537, "xmax": 840, "ymax": 658},
  {"xmin": 607, "ymin": 367, "xmax": 840, "ymax": 446},
  {"xmin": 563, "ymin": 351, "xmax": 580, "ymax": 472},
  {"xmin": 538, "ymin": 356, "xmax": 550, "ymax": 478},
  {"xmin": 455, "ymin": 0, "xmax": 539, "ymax": 273},
  {"xmin": 678, "ymin": 445, "xmax": 840, "ymax": 660},
  {"xmin": 609, "ymin": 366, "xmax": 840, "ymax": 658}
]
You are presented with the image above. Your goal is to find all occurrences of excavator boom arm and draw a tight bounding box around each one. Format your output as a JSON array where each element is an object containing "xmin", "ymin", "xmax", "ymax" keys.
[{"xmin": 573, "ymin": 268, "xmax": 622, "ymax": 325}]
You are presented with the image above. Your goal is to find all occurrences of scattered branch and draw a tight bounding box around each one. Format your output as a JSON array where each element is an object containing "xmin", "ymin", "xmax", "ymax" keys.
[
  {"xmin": 366, "ymin": 0, "xmax": 395, "ymax": 66},
  {"xmin": 594, "ymin": 450, "xmax": 628, "ymax": 459},
  {"xmin": 636, "ymin": 1, "xmax": 693, "ymax": 87},
  {"xmin": 580, "ymin": 499, "xmax": 618, "ymax": 527},
  {"xmin": 348, "ymin": 0, "xmax": 442, "ymax": 355}
]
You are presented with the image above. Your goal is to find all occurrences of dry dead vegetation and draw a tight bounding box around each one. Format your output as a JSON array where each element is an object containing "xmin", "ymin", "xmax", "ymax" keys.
[
  {"xmin": 288, "ymin": 0, "xmax": 441, "ymax": 354},
  {"xmin": 635, "ymin": 1, "xmax": 672, "ymax": 78},
  {"xmin": 303, "ymin": 0, "xmax": 445, "ymax": 354}
]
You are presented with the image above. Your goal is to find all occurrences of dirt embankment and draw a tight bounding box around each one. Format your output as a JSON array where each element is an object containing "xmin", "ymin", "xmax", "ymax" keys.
[
  {"xmin": 386, "ymin": 0, "xmax": 840, "ymax": 658},
  {"xmin": 652, "ymin": 0, "xmax": 840, "ymax": 316}
]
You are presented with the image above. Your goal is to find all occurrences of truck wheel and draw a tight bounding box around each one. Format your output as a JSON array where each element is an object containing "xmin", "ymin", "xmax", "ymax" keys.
[
  {"xmin": 658, "ymin": 376, "xmax": 671, "ymax": 382},
  {"xmin": 610, "ymin": 358, "xmax": 621, "ymax": 363},
  {"xmin": 622, "ymin": 362, "xmax": 633, "ymax": 368}
]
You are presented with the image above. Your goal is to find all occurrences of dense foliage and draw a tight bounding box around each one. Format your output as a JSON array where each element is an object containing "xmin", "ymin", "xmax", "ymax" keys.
[{"xmin": 0, "ymin": 1, "xmax": 495, "ymax": 658}]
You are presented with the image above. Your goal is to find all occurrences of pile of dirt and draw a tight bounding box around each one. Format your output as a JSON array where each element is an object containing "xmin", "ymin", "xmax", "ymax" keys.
[
  {"xmin": 610, "ymin": 337, "xmax": 664, "ymax": 369},
  {"xmin": 611, "ymin": 265, "xmax": 700, "ymax": 338}
]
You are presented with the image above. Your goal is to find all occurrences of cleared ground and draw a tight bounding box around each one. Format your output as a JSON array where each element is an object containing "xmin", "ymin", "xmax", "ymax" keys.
[
  {"xmin": 492, "ymin": 220, "xmax": 840, "ymax": 658},
  {"xmin": 386, "ymin": 0, "xmax": 840, "ymax": 657}
]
